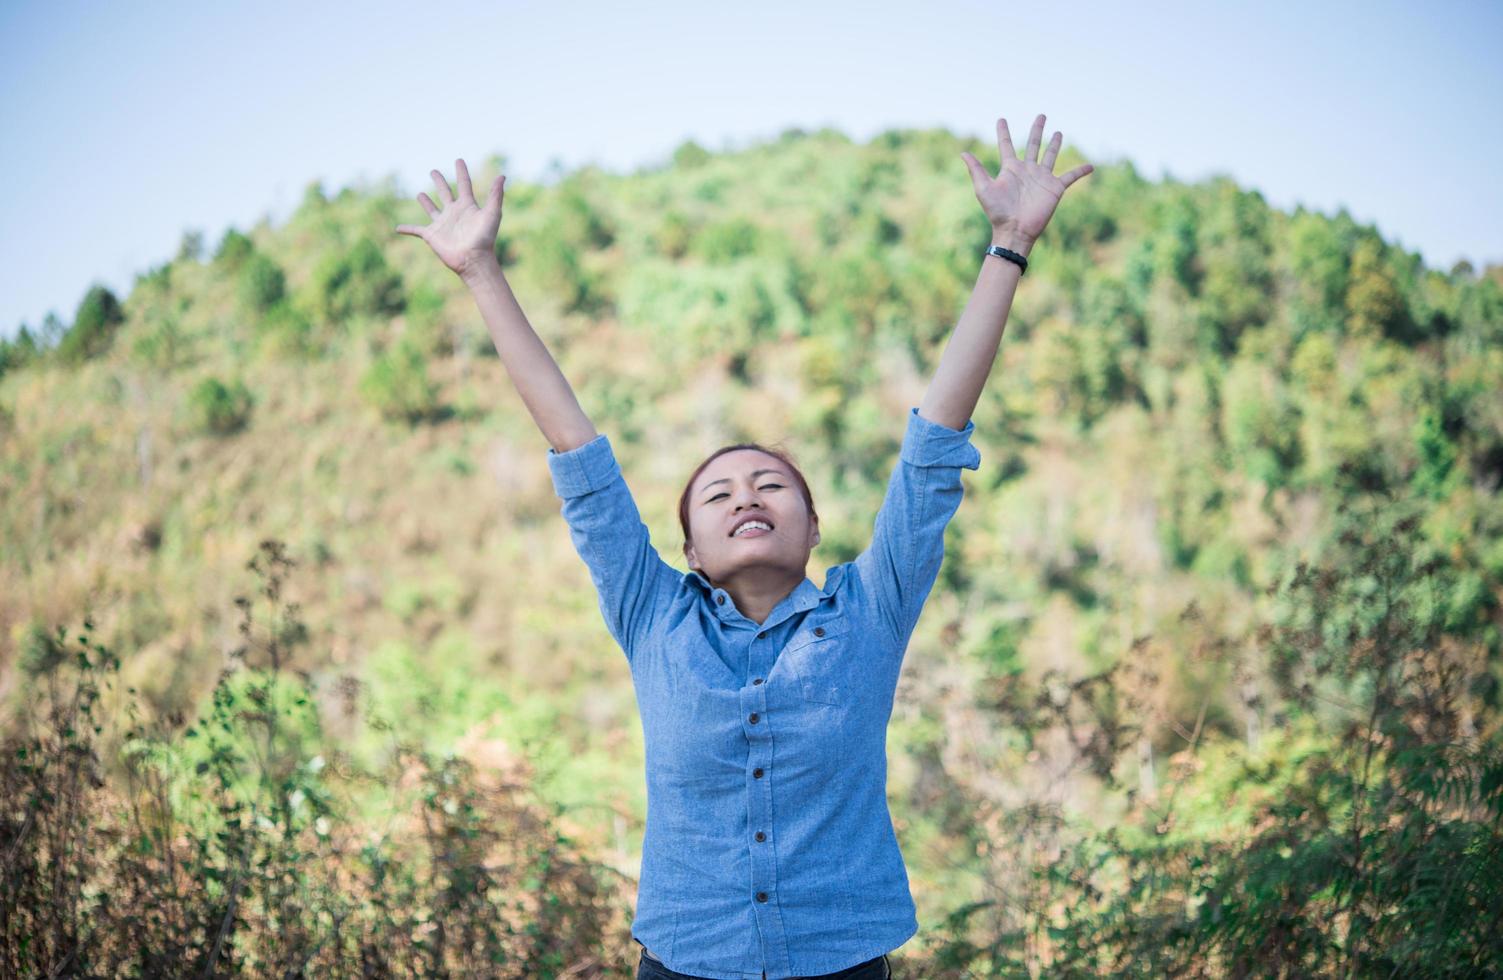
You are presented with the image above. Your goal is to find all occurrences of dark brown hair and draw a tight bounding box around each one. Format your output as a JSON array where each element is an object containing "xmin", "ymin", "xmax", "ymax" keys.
[{"xmin": 678, "ymin": 443, "xmax": 818, "ymax": 551}]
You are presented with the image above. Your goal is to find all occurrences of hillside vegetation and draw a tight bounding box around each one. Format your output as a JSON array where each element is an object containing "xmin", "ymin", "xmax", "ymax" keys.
[{"xmin": 2, "ymin": 125, "xmax": 1501, "ymax": 976}]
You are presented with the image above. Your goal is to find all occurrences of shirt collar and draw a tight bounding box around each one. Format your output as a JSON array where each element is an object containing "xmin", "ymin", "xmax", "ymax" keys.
[{"xmin": 684, "ymin": 566, "xmax": 843, "ymax": 623}]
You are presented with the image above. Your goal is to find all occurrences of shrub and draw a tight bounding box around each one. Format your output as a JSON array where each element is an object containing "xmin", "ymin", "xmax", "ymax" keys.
[
  {"xmin": 672, "ymin": 139, "xmax": 711, "ymax": 169},
  {"xmin": 187, "ymin": 375, "xmax": 255, "ymax": 435},
  {"xmin": 130, "ymin": 312, "xmax": 191, "ymax": 370},
  {"xmin": 653, "ymin": 210, "xmax": 693, "ymax": 259},
  {"xmin": 56, "ymin": 284, "xmax": 125, "ymax": 365},
  {"xmin": 176, "ymin": 228, "xmax": 204, "ymax": 263},
  {"xmin": 37, "ymin": 311, "xmax": 67, "ymax": 349},
  {"xmin": 922, "ymin": 500, "xmax": 1503, "ymax": 977},
  {"xmin": 689, "ymin": 216, "xmax": 762, "ymax": 262},
  {"xmin": 256, "ymin": 300, "xmax": 317, "ymax": 358},
  {"xmin": 309, "ymin": 235, "xmax": 406, "ymax": 326},
  {"xmin": 358, "ymin": 337, "xmax": 439, "ymax": 423},
  {"xmin": 236, "ymin": 252, "xmax": 286, "ymax": 314},
  {"xmin": 298, "ymin": 179, "xmax": 327, "ymax": 215},
  {"xmin": 0, "ymin": 539, "xmax": 632, "ymax": 978},
  {"xmin": 213, "ymin": 227, "xmax": 254, "ymax": 270},
  {"xmin": 134, "ymin": 260, "xmax": 173, "ymax": 295},
  {"xmin": 0, "ymin": 325, "xmax": 39, "ymax": 379},
  {"xmin": 403, "ymin": 281, "xmax": 452, "ymax": 357}
]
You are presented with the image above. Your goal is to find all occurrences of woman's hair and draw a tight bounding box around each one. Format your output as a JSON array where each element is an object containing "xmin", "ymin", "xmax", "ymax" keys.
[{"xmin": 678, "ymin": 443, "xmax": 818, "ymax": 550}]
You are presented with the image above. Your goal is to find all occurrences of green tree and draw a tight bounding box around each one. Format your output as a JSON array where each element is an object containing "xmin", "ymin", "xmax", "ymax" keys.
[
  {"xmin": 690, "ymin": 216, "xmax": 764, "ymax": 262},
  {"xmin": 56, "ymin": 285, "xmax": 125, "ymax": 364},
  {"xmin": 213, "ymin": 227, "xmax": 254, "ymax": 270},
  {"xmin": 310, "ymin": 236, "xmax": 406, "ymax": 326},
  {"xmin": 653, "ymin": 210, "xmax": 694, "ymax": 259},
  {"xmin": 1286, "ymin": 209, "xmax": 1352, "ymax": 338},
  {"xmin": 130, "ymin": 312, "xmax": 190, "ymax": 370},
  {"xmin": 176, "ymin": 228, "xmax": 204, "ymax": 262},
  {"xmin": 188, "ymin": 375, "xmax": 255, "ymax": 435},
  {"xmin": 672, "ymin": 139, "xmax": 711, "ymax": 169},
  {"xmin": 1411, "ymin": 408, "xmax": 1462, "ymax": 501},
  {"xmin": 236, "ymin": 252, "xmax": 287, "ymax": 314},
  {"xmin": 1345, "ymin": 235, "xmax": 1412, "ymax": 343},
  {"xmin": 1220, "ymin": 353, "xmax": 1302, "ymax": 487},
  {"xmin": 255, "ymin": 301, "xmax": 316, "ymax": 359},
  {"xmin": 0, "ymin": 324, "xmax": 38, "ymax": 378},
  {"xmin": 358, "ymin": 337, "xmax": 439, "ymax": 423}
]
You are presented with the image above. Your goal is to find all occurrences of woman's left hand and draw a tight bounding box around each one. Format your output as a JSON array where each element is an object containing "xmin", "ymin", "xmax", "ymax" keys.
[{"xmin": 961, "ymin": 113, "xmax": 1094, "ymax": 249}]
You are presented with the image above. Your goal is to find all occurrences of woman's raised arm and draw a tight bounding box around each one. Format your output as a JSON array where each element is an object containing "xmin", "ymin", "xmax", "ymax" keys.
[
  {"xmin": 396, "ymin": 159, "xmax": 598, "ymax": 454},
  {"xmin": 919, "ymin": 114, "xmax": 1093, "ymax": 430}
]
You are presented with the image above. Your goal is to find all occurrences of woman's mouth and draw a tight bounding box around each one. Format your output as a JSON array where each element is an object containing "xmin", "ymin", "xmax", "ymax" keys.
[{"xmin": 731, "ymin": 519, "xmax": 774, "ymax": 538}]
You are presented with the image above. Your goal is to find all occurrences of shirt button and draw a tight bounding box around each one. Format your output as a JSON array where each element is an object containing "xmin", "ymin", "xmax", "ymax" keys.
[
  {"xmin": 749, "ymin": 712, "xmax": 759, "ymax": 724},
  {"xmin": 814, "ymin": 626, "xmax": 825, "ymax": 637},
  {"xmin": 753, "ymin": 678, "xmax": 763, "ymax": 685},
  {"xmin": 756, "ymin": 892, "xmax": 768, "ymax": 903},
  {"xmin": 755, "ymin": 831, "xmax": 766, "ymax": 842},
  {"xmin": 753, "ymin": 767, "xmax": 764, "ymax": 778},
  {"xmin": 716, "ymin": 595, "xmax": 725, "ymax": 605},
  {"xmin": 757, "ymin": 630, "xmax": 766, "ymax": 639}
]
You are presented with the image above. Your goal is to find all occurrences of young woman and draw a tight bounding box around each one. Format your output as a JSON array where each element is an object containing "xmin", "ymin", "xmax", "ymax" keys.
[{"xmin": 397, "ymin": 114, "xmax": 1092, "ymax": 980}]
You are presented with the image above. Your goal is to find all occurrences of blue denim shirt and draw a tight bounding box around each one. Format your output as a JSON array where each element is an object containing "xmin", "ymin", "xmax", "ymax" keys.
[{"xmin": 546, "ymin": 407, "xmax": 981, "ymax": 980}]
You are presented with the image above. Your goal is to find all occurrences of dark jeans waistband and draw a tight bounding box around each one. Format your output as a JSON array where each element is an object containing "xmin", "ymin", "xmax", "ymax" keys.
[{"xmin": 636, "ymin": 948, "xmax": 890, "ymax": 980}]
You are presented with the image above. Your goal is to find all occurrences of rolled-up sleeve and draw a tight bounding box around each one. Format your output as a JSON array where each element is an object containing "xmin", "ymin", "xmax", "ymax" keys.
[
  {"xmin": 853, "ymin": 407, "xmax": 982, "ymax": 645},
  {"xmin": 547, "ymin": 434, "xmax": 682, "ymax": 663}
]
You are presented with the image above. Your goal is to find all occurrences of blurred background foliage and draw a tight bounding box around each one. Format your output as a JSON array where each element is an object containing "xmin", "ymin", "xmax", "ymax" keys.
[{"xmin": 1, "ymin": 126, "xmax": 1501, "ymax": 976}]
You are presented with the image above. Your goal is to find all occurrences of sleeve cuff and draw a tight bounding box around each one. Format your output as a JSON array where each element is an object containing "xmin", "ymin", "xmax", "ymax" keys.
[
  {"xmin": 546, "ymin": 433, "xmax": 621, "ymax": 498},
  {"xmin": 899, "ymin": 406, "xmax": 982, "ymax": 470}
]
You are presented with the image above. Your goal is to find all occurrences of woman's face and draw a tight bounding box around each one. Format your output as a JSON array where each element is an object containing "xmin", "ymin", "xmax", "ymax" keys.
[{"xmin": 683, "ymin": 449, "xmax": 819, "ymax": 585}]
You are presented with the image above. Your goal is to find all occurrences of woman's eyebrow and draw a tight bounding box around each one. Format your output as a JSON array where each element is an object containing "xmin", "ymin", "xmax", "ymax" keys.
[{"xmin": 699, "ymin": 468, "xmax": 786, "ymax": 495}]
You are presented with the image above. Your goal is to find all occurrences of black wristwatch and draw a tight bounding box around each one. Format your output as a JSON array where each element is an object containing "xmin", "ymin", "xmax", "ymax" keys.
[{"xmin": 983, "ymin": 244, "xmax": 1028, "ymax": 275}]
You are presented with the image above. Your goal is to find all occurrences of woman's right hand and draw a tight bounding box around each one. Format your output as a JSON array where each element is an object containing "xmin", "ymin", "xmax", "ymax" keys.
[{"xmin": 395, "ymin": 158, "xmax": 505, "ymax": 279}]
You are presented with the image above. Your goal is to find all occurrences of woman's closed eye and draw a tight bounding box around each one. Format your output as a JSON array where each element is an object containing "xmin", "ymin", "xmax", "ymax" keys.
[{"xmin": 707, "ymin": 484, "xmax": 782, "ymax": 502}]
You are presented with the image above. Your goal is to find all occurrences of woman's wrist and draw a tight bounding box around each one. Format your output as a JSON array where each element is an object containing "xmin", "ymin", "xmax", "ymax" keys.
[
  {"xmin": 459, "ymin": 251, "xmax": 503, "ymax": 287},
  {"xmin": 989, "ymin": 229, "xmax": 1035, "ymax": 256}
]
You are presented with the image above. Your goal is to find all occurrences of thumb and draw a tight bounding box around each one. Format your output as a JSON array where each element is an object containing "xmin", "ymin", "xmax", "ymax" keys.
[
  {"xmin": 485, "ymin": 174, "xmax": 506, "ymax": 212},
  {"xmin": 960, "ymin": 152, "xmax": 989, "ymax": 196}
]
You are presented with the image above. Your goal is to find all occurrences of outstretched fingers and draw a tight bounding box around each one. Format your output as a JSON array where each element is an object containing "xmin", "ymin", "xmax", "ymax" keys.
[
  {"xmin": 997, "ymin": 117, "xmax": 1016, "ymax": 162},
  {"xmin": 1041, "ymin": 131, "xmax": 1062, "ymax": 172},
  {"xmin": 395, "ymin": 189, "xmax": 440, "ymax": 239},
  {"xmin": 454, "ymin": 158, "xmax": 476, "ymax": 206},
  {"xmin": 1025, "ymin": 114, "xmax": 1045, "ymax": 164},
  {"xmin": 1059, "ymin": 163, "xmax": 1095, "ymax": 190},
  {"xmin": 430, "ymin": 169, "xmax": 455, "ymax": 205},
  {"xmin": 396, "ymin": 161, "xmax": 508, "ymax": 240},
  {"xmin": 484, "ymin": 174, "xmax": 506, "ymax": 213}
]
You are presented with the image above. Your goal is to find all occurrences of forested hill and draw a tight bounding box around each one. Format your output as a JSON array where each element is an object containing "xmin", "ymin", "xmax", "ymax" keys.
[{"xmin": 2, "ymin": 126, "xmax": 1500, "ymax": 974}]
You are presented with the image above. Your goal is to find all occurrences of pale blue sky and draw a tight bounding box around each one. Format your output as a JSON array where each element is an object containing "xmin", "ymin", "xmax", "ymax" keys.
[{"xmin": 2, "ymin": 0, "xmax": 1499, "ymax": 342}]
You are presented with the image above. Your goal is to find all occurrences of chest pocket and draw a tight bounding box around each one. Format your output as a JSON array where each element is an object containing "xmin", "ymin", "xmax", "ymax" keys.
[{"xmin": 782, "ymin": 615, "xmax": 851, "ymax": 705}]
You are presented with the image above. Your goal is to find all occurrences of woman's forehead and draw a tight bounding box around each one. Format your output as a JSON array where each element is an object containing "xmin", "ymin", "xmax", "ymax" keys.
[{"xmin": 696, "ymin": 449, "xmax": 788, "ymax": 491}]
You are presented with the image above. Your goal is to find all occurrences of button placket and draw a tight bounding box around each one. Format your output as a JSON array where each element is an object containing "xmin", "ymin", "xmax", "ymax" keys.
[{"xmin": 743, "ymin": 651, "xmax": 782, "ymax": 953}]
